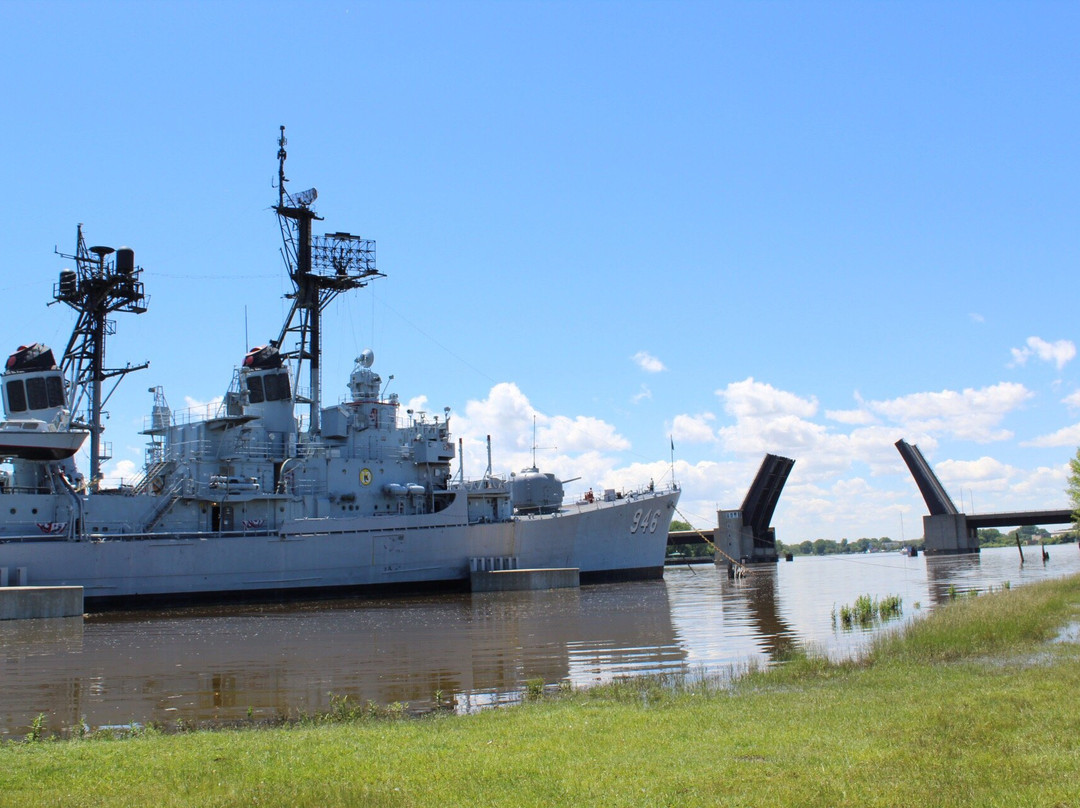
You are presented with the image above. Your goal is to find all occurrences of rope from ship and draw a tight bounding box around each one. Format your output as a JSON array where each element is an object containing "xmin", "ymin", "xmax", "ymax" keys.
[{"xmin": 673, "ymin": 506, "xmax": 749, "ymax": 577}]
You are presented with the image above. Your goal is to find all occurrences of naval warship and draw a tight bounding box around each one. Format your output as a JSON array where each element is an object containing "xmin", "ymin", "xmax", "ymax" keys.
[{"xmin": 0, "ymin": 130, "xmax": 679, "ymax": 605}]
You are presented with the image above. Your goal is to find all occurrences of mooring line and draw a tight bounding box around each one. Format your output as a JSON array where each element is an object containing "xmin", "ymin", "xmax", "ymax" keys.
[{"xmin": 673, "ymin": 506, "xmax": 748, "ymax": 576}]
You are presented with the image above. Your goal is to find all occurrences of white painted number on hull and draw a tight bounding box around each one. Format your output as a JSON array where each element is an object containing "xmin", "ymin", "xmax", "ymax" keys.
[{"xmin": 630, "ymin": 508, "xmax": 661, "ymax": 534}]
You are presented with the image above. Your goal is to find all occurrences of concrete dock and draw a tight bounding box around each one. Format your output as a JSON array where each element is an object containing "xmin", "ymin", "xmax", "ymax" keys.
[
  {"xmin": 470, "ymin": 567, "xmax": 580, "ymax": 592},
  {"xmin": 0, "ymin": 586, "xmax": 85, "ymax": 620}
]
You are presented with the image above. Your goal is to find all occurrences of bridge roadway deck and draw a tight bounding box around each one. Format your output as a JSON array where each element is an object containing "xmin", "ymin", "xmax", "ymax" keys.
[
  {"xmin": 668, "ymin": 529, "xmax": 713, "ymax": 546},
  {"xmin": 965, "ymin": 509, "xmax": 1073, "ymax": 530},
  {"xmin": 668, "ymin": 511, "xmax": 1075, "ymax": 547}
]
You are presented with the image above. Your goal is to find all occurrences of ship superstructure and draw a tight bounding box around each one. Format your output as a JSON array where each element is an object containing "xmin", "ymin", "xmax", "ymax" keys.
[{"xmin": 0, "ymin": 130, "xmax": 679, "ymax": 603}]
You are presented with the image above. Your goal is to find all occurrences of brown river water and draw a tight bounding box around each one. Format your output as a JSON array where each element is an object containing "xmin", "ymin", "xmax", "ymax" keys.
[{"xmin": 2, "ymin": 544, "xmax": 1077, "ymax": 738}]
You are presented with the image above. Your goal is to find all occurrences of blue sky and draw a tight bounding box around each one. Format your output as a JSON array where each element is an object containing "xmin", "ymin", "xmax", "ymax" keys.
[{"xmin": 3, "ymin": 1, "xmax": 1078, "ymax": 540}]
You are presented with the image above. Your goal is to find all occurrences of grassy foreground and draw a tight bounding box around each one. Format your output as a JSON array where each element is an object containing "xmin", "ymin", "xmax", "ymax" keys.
[{"xmin": 3, "ymin": 576, "xmax": 1080, "ymax": 808}]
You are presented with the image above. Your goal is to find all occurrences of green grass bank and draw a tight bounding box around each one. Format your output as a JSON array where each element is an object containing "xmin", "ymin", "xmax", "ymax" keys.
[{"xmin": 3, "ymin": 574, "xmax": 1080, "ymax": 807}]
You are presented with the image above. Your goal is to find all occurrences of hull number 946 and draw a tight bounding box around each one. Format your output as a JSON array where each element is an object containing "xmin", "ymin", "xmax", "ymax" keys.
[{"xmin": 630, "ymin": 508, "xmax": 660, "ymax": 534}]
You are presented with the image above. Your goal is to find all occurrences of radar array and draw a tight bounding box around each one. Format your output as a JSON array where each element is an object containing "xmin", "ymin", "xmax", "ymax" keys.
[
  {"xmin": 53, "ymin": 225, "xmax": 149, "ymax": 488},
  {"xmin": 272, "ymin": 126, "xmax": 384, "ymax": 434}
]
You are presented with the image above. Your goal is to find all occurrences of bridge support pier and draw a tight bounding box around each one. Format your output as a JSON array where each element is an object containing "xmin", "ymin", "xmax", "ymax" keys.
[
  {"xmin": 922, "ymin": 513, "xmax": 979, "ymax": 555},
  {"xmin": 715, "ymin": 510, "xmax": 779, "ymax": 564}
]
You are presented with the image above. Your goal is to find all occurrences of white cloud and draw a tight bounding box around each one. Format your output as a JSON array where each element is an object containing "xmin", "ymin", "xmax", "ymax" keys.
[
  {"xmin": 969, "ymin": 312, "xmax": 985, "ymax": 324},
  {"xmin": 715, "ymin": 377, "xmax": 818, "ymax": 420},
  {"xmin": 846, "ymin": 425, "xmax": 923, "ymax": 476},
  {"xmin": 936, "ymin": 456, "xmax": 1012, "ymax": 485},
  {"xmin": 455, "ymin": 382, "xmax": 630, "ymax": 484},
  {"xmin": 1063, "ymin": 390, "xmax": 1080, "ymax": 410},
  {"xmin": 547, "ymin": 414, "xmax": 631, "ymax": 453},
  {"xmin": 1021, "ymin": 422, "xmax": 1080, "ymax": 449},
  {"xmin": 632, "ymin": 351, "xmax": 666, "ymax": 373},
  {"xmin": 825, "ymin": 408, "xmax": 875, "ymax": 425},
  {"xmin": 182, "ymin": 394, "xmax": 225, "ymax": 420},
  {"xmin": 1006, "ymin": 463, "xmax": 1072, "ymax": 510},
  {"xmin": 863, "ymin": 383, "xmax": 1032, "ymax": 442},
  {"xmin": 631, "ymin": 384, "xmax": 652, "ymax": 404},
  {"xmin": 670, "ymin": 412, "xmax": 717, "ymax": 444},
  {"xmin": 716, "ymin": 412, "xmax": 829, "ymax": 457},
  {"xmin": 709, "ymin": 379, "xmax": 907, "ymax": 484},
  {"xmin": 936, "ymin": 460, "xmax": 1071, "ymax": 512},
  {"xmin": 101, "ymin": 458, "xmax": 140, "ymax": 488},
  {"xmin": 1009, "ymin": 336, "xmax": 1076, "ymax": 370}
]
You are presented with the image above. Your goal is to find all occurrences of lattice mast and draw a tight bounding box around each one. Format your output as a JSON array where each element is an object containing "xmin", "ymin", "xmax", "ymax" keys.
[
  {"xmin": 53, "ymin": 226, "xmax": 148, "ymax": 489},
  {"xmin": 272, "ymin": 126, "xmax": 383, "ymax": 435}
]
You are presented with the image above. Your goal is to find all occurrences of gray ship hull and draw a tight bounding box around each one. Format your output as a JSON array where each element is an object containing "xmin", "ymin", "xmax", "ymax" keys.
[{"xmin": 0, "ymin": 489, "xmax": 678, "ymax": 604}]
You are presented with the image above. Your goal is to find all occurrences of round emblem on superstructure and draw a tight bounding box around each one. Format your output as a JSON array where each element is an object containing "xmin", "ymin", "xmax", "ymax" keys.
[{"xmin": 359, "ymin": 468, "xmax": 373, "ymax": 486}]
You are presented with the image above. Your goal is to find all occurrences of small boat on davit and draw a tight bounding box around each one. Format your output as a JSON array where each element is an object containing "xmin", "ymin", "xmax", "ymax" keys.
[{"xmin": 0, "ymin": 344, "xmax": 87, "ymax": 461}]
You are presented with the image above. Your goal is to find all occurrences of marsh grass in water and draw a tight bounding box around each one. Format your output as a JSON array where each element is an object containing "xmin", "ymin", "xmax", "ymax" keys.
[{"xmin": 832, "ymin": 593, "xmax": 903, "ymax": 629}]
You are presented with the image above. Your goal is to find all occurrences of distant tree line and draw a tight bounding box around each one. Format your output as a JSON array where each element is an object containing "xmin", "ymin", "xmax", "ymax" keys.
[
  {"xmin": 666, "ymin": 519, "xmax": 714, "ymax": 559},
  {"xmin": 777, "ymin": 537, "xmax": 903, "ymax": 556},
  {"xmin": 776, "ymin": 526, "xmax": 1074, "ymax": 556},
  {"xmin": 975, "ymin": 525, "xmax": 1073, "ymax": 547},
  {"xmin": 1070, "ymin": 447, "xmax": 1080, "ymax": 533},
  {"xmin": 667, "ymin": 515, "xmax": 1078, "ymax": 561}
]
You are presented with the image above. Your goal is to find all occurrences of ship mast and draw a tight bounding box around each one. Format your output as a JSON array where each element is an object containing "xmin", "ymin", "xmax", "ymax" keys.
[
  {"xmin": 54, "ymin": 226, "xmax": 148, "ymax": 490},
  {"xmin": 272, "ymin": 126, "xmax": 383, "ymax": 435}
]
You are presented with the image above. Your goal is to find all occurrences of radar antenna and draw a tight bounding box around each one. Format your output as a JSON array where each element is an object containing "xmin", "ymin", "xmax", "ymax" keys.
[
  {"xmin": 53, "ymin": 225, "xmax": 149, "ymax": 489},
  {"xmin": 272, "ymin": 125, "xmax": 384, "ymax": 435}
]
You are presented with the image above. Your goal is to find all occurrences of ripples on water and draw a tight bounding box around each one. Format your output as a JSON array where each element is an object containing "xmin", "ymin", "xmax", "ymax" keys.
[{"xmin": 2, "ymin": 545, "xmax": 1077, "ymax": 738}]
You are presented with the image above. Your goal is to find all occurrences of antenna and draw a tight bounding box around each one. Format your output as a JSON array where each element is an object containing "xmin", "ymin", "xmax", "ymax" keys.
[
  {"xmin": 527, "ymin": 415, "xmax": 555, "ymax": 471},
  {"xmin": 277, "ymin": 125, "xmax": 287, "ymax": 210},
  {"xmin": 271, "ymin": 126, "xmax": 385, "ymax": 436},
  {"xmin": 54, "ymin": 225, "xmax": 149, "ymax": 489}
]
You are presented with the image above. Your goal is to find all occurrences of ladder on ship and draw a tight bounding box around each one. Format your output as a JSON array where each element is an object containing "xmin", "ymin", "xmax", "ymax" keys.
[
  {"xmin": 130, "ymin": 460, "xmax": 176, "ymax": 495},
  {"xmin": 141, "ymin": 477, "xmax": 185, "ymax": 532}
]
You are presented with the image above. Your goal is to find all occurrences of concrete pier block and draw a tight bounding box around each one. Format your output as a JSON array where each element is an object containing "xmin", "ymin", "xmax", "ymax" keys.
[
  {"xmin": 0, "ymin": 587, "xmax": 85, "ymax": 620},
  {"xmin": 713, "ymin": 512, "xmax": 779, "ymax": 565},
  {"xmin": 470, "ymin": 568, "xmax": 580, "ymax": 592},
  {"xmin": 923, "ymin": 513, "xmax": 980, "ymax": 555}
]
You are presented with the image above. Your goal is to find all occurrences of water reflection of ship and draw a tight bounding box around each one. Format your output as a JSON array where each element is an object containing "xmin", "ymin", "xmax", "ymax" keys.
[
  {"xmin": 724, "ymin": 566, "xmax": 799, "ymax": 662},
  {"xmin": 0, "ymin": 583, "xmax": 682, "ymax": 738}
]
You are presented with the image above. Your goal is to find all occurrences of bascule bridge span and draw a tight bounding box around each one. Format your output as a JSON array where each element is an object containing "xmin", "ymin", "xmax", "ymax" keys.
[{"xmin": 895, "ymin": 439, "xmax": 1073, "ymax": 555}]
